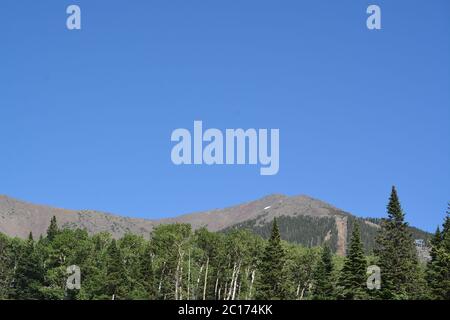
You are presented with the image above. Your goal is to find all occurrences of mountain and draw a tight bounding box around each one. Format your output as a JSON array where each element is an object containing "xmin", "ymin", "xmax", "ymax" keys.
[{"xmin": 0, "ymin": 194, "xmax": 431, "ymax": 255}]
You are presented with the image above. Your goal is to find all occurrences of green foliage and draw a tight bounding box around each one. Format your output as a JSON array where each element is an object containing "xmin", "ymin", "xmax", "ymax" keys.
[
  {"xmin": 255, "ymin": 219, "xmax": 289, "ymax": 300},
  {"xmin": 46, "ymin": 216, "xmax": 59, "ymax": 241},
  {"xmin": 225, "ymin": 213, "xmax": 431, "ymax": 255},
  {"xmin": 374, "ymin": 186, "xmax": 426, "ymax": 299},
  {"xmin": 139, "ymin": 242, "xmax": 155, "ymax": 299},
  {"xmin": 0, "ymin": 196, "xmax": 448, "ymax": 300},
  {"xmin": 312, "ymin": 245, "xmax": 335, "ymax": 299},
  {"xmin": 427, "ymin": 203, "xmax": 450, "ymax": 299},
  {"xmin": 12, "ymin": 235, "xmax": 45, "ymax": 299},
  {"xmin": 150, "ymin": 223, "xmax": 192, "ymax": 300},
  {"xmin": 337, "ymin": 224, "xmax": 368, "ymax": 299},
  {"xmin": 285, "ymin": 243, "xmax": 320, "ymax": 300},
  {"xmin": 224, "ymin": 214, "xmax": 340, "ymax": 253},
  {"xmin": 0, "ymin": 234, "xmax": 24, "ymax": 299},
  {"xmin": 105, "ymin": 239, "xmax": 126, "ymax": 299},
  {"xmin": 346, "ymin": 216, "xmax": 379, "ymax": 254}
]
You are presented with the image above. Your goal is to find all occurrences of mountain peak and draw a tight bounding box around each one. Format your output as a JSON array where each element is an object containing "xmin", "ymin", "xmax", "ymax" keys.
[
  {"xmin": 0, "ymin": 193, "xmax": 345, "ymax": 239},
  {"xmin": 0, "ymin": 194, "xmax": 431, "ymax": 256}
]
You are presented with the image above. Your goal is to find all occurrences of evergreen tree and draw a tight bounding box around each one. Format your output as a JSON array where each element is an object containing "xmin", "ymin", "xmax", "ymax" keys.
[
  {"xmin": 429, "ymin": 227, "xmax": 442, "ymax": 261},
  {"xmin": 256, "ymin": 218, "xmax": 288, "ymax": 299},
  {"xmin": 338, "ymin": 223, "xmax": 367, "ymax": 299},
  {"xmin": 443, "ymin": 203, "xmax": 450, "ymax": 236},
  {"xmin": 105, "ymin": 239, "xmax": 126, "ymax": 300},
  {"xmin": 0, "ymin": 197, "xmax": 445, "ymax": 301},
  {"xmin": 0, "ymin": 234, "xmax": 14, "ymax": 299},
  {"xmin": 427, "ymin": 204, "xmax": 450, "ymax": 299},
  {"xmin": 13, "ymin": 233, "xmax": 44, "ymax": 299},
  {"xmin": 46, "ymin": 216, "xmax": 59, "ymax": 241},
  {"xmin": 312, "ymin": 245, "xmax": 335, "ymax": 299},
  {"xmin": 374, "ymin": 186, "xmax": 423, "ymax": 299}
]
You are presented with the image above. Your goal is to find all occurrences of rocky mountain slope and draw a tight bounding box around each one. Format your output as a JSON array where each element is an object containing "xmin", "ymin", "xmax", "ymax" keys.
[{"xmin": 0, "ymin": 194, "xmax": 430, "ymax": 255}]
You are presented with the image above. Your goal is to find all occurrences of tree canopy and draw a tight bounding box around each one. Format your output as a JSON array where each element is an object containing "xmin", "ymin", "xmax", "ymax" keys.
[{"xmin": 0, "ymin": 188, "xmax": 447, "ymax": 300}]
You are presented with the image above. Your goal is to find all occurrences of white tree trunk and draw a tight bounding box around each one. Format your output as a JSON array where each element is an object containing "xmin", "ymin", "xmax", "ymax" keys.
[
  {"xmin": 203, "ymin": 256, "xmax": 209, "ymax": 300},
  {"xmin": 226, "ymin": 262, "xmax": 236, "ymax": 300},
  {"xmin": 231, "ymin": 261, "xmax": 241, "ymax": 300},
  {"xmin": 158, "ymin": 262, "xmax": 166, "ymax": 293},
  {"xmin": 214, "ymin": 272, "xmax": 219, "ymax": 299},
  {"xmin": 187, "ymin": 249, "xmax": 191, "ymax": 300},
  {"xmin": 195, "ymin": 264, "xmax": 204, "ymax": 300},
  {"xmin": 247, "ymin": 269, "xmax": 256, "ymax": 299}
]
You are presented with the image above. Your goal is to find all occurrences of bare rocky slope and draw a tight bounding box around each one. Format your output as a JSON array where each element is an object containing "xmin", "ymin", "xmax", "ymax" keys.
[
  {"xmin": 0, "ymin": 194, "xmax": 349, "ymax": 238},
  {"xmin": 0, "ymin": 194, "xmax": 430, "ymax": 255}
]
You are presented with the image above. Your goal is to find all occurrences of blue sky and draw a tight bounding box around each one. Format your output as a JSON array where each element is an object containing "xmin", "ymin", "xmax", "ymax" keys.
[{"xmin": 0, "ymin": 0, "xmax": 449, "ymax": 232}]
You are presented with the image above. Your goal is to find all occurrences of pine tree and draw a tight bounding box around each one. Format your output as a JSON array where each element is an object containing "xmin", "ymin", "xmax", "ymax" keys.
[
  {"xmin": 427, "ymin": 204, "xmax": 450, "ymax": 299},
  {"xmin": 443, "ymin": 203, "xmax": 450, "ymax": 235},
  {"xmin": 429, "ymin": 227, "xmax": 442, "ymax": 261},
  {"xmin": 374, "ymin": 186, "xmax": 423, "ymax": 299},
  {"xmin": 256, "ymin": 218, "xmax": 288, "ymax": 299},
  {"xmin": 13, "ymin": 233, "xmax": 44, "ymax": 299},
  {"xmin": 105, "ymin": 239, "xmax": 126, "ymax": 300},
  {"xmin": 312, "ymin": 245, "xmax": 335, "ymax": 299},
  {"xmin": 0, "ymin": 233, "xmax": 15, "ymax": 299},
  {"xmin": 46, "ymin": 216, "xmax": 59, "ymax": 241},
  {"xmin": 338, "ymin": 223, "xmax": 367, "ymax": 299}
]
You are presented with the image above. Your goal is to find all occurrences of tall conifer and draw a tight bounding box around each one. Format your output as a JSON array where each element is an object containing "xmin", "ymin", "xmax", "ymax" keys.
[
  {"xmin": 338, "ymin": 223, "xmax": 367, "ymax": 299},
  {"xmin": 13, "ymin": 233, "xmax": 44, "ymax": 299},
  {"xmin": 427, "ymin": 204, "xmax": 450, "ymax": 299},
  {"xmin": 256, "ymin": 218, "xmax": 288, "ymax": 299},
  {"xmin": 312, "ymin": 245, "xmax": 334, "ymax": 299},
  {"xmin": 105, "ymin": 239, "xmax": 126, "ymax": 299},
  {"xmin": 46, "ymin": 216, "xmax": 59, "ymax": 241},
  {"xmin": 374, "ymin": 186, "xmax": 422, "ymax": 299}
]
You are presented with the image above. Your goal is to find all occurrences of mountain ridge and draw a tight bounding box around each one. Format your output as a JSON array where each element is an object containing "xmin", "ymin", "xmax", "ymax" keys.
[
  {"xmin": 0, "ymin": 194, "xmax": 431, "ymax": 255},
  {"xmin": 0, "ymin": 193, "xmax": 349, "ymax": 236}
]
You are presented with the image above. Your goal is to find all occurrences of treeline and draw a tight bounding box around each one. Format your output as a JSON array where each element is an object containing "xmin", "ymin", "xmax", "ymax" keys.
[{"xmin": 0, "ymin": 187, "xmax": 449, "ymax": 300}]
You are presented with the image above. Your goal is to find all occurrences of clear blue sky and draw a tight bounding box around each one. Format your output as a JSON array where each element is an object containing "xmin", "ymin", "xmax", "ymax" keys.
[{"xmin": 1, "ymin": 0, "xmax": 449, "ymax": 232}]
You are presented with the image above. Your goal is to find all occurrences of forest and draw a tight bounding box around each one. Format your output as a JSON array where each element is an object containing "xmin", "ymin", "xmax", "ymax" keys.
[
  {"xmin": 0, "ymin": 186, "xmax": 449, "ymax": 300},
  {"xmin": 224, "ymin": 213, "xmax": 431, "ymax": 254}
]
